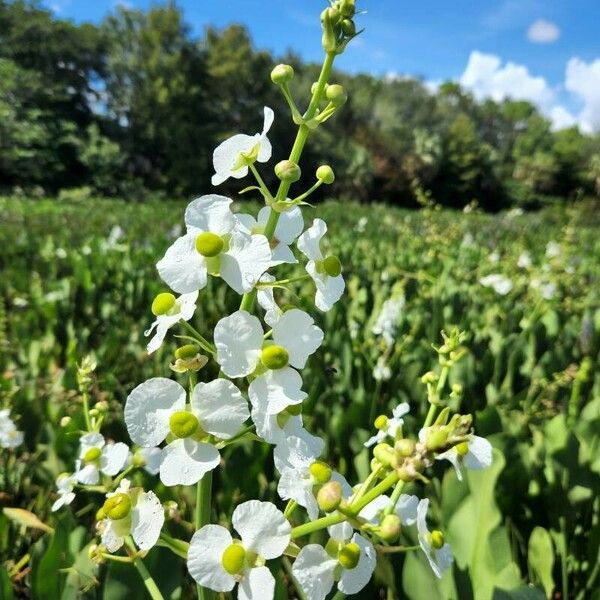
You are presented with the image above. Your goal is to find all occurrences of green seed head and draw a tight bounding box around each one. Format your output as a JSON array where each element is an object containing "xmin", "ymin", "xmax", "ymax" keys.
[
  {"xmin": 430, "ymin": 529, "xmax": 445, "ymax": 550},
  {"xmin": 195, "ymin": 232, "xmax": 224, "ymax": 258},
  {"xmin": 317, "ymin": 480, "xmax": 342, "ymax": 513},
  {"xmin": 275, "ymin": 160, "xmax": 301, "ymax": 183},
  {"xmin": 84, "ymin": 447, "xmax": 102, "ymax": 463},
  {"xmin": 271, "ymin": 64, "xmax": 294, "ymax": 85},
  {"xmin": 175, "ymin": 344, "xmax": 199, "ymax": 360},
  {"xmin": 221, "ymin": 543, "xmax": 246, "ymax": 575},
  {"xmin": 316, "ymin": 165, "xmax": 335, "ymax": 184},
  {"xmin": 286, "ymin": 403, "xmax": 303, "ymax": 416},
  {"xmin": 323, "ymin": 255, "xmax": 342, "ymax": 277},
  {"xmin": 309, "ymin": 461, "xmax": 332, "ymax": 484},
  {"xmin": 102, "ymin": 493, "xmax": 132, "ymax": 521},
  {"xmin": 151, "ymin": 292, "xmax": 176, "ymax": 316},
  {"xmin": 341, "ymin": 18, "xmax": 356, "ymax": 36},
  {"xmin": 326, "ymin": 84, "xmax": 348, "ymax": 107},
  {"xmin": 261, "ymin": 345, "xmax": 289, "ymax": 370},
  {"xmin": 338, "ymin": 542, "xmax": 361, "ymax": 569},
  {"xmin": 169, "ymin": 410, "xmax": 200, "ymax": 439}
]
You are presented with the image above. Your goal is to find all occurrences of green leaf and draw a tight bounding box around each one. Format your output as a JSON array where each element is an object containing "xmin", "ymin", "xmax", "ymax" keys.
[
  {"xmin": 528, "ymin": 527, "xmax": 554, "ymax": 598},
  {"xmin": 0, "ymin": 564, "xmax": 14, "ymax": 600},
  {"xmin": 492, "ymin": 585, "xmax": 546, "ymax": 600}
]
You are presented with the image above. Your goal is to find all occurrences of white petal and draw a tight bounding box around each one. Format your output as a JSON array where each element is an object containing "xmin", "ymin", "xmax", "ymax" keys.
[
  {"xmin": 131, "ymin": 491, "xmax": 165, "ymax": 551},
  {"xmin": 257, "ymin": 205, "xmax": 303, "ymax": 245},
  {"xmin": 358, "ymin": 495, "xmax": 390, "ymax": 524},
  {"xmin": 184, "ymin": 195, "xmax": 235, "ymax": 236},
  {"xmin": 396, "ymin": 494, "xmax": 420, "ymax": 526},
  {"xmin": 187, "ymin": 525, "xmax": 235, "ymax": 592},
  {"xmin": 125, "ymin": 378, "xmax": 186, "ymax": 447},
  {"xmin": 214, "ymin": 310, "xmax": 263, "ymax": 378},
  {"xmin": 464, "ymin": 436, "xmax": 493, "ymax": 470},
  {"xmin": 101, "ymin": 519, "xmax": 126, "ymax": 553},
  {"xmin": 220, "ymin": 233, "xmax": 271, "ymax": 294},
  {"xmin": 261, "ymin": 106, "xmax": 275, "ymax": 137},
  {"xmin": 100, "ymin": 442, "xmax": 129, "ymax": 476},
  {"xmin": 212, "ymin": 133, "xmax": 255, "ymax": 183},
  {"xmin": 232, "ymin": 500, "xmax": 291, "ymax": 559},
  {"xmin": 79, "ymin": 432, "xmax": 105, "ymax": 456},
  {"xmin": 257, "ymin": 274, "xmax": 281, "ymax": 326},
  {"xmin": 139, "ymin": 447, "xmax": 163, "ymax": 475},
  {"xmin": 178, "ymin": 291, "xmax": 199, "ymax": 320},
  {"xmin": 160, "ymin": 439, "xmax": 220, "ymax": 487},
  {"xmin": 278, "ymin": 469, "xmax": 319, "ymax": 520},
  {"xmin": 282, "ymin": 419, "xmax": 325, "ymax": 457},
  {"xmin": 257, "ymin": 135, "xmax": 272, "ymax": 164},
  {"xmin": 146, "ymin": 321, "xmax": 170, "ymax": 354},
  {"xmin": 327, "ymin": 521, "xmax": 353, "ymax": 543},
  {"xmin": 273, "ymin": 435, "xmax": 317, "ymax": 473},
  {"xmin": 331, "ymin": 472, "xmax": 353, "ymax": 500},
  {"xmin": 392, "ymin": 402, "xmax": 410, "ymax": 420},
  {"xmin": 307, "ymin": 261, "xmax": 345, "ymax": 312},
  {"xmin": 238, "ymin": 566, "xmax": 275, "ymax": 600},
  {"xmin": 75, "ymin": 463, "xmax": 99, "ymax": 485},
  {"xmin": 273, "ymin": 309, "xmax": 323, "ymax": 369},
  {"xmin": 249, "ymin": 368, "xmax": 306, "ymax": 415},
  {"xmin": 338, "ymin": 534, "xmax": 376, "ymax": 595},
  {"xmin": 157, "ymin": 234, "xmax": 207, "ymax": 294},
  {"xmin": 235, "ymin": 213, "xmax": 258, "ymax": 234},
  {"xmin": 292, "ymin": 545, "xmax": 336, "ymax": 600},
  {"xmin": 435, "ymin": 448, "xmax": 463, "ymax": 480},
  {"xmin": 191, "ymin": 379, "xmax": 249, "ymax": 439},
  {"xmin": 297, "ymin": 219, "xmax": 326, "ymax": 261},
  {"xmin": 270, "ymin": 243, "xmax": 297, "ymax": 265}
]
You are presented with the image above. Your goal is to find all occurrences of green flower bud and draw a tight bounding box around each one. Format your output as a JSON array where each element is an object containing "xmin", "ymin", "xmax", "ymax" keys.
[
  {"xmin": 338, "ymin": 541, "xmax": 361, "ymax": 569},
  {"xmin": 374, "ymin": 414, "xmax": 388, "ymax": 430},
  {"xmin": 421, "ymin": 370, "xmax": 438, "ymax": 384},
  {"xmin": 169, "ymin": 410, "xmax": 200, "ymax": 439},
  {"xmin": 395, "ymin": 438, "xmax": 416, "ymax": 458},
  {"xmin": 89, "ymin": 408, "xmax": 99, "ymax": 418},
  {"xmin": 60, "ymin": 416, "xmax": 72, "ymax": 427},
  {"xmin": 425, "ymin": 428, "xmax": 449, "ymax": 451},
  {"xmin": 451, "ymin": 383, "xmax": 463, "ymax": 395},
  {"xmin": 286, "ymin": 403, "xmax": 303, "ymax": 416},
  {"xmin": 455, "ymin": 441, "xmax": 469, "ymax": 456},
  {"xmin": 309, "ymin": 461, "xmax": 332, "ymax": 484},
  {"xmin": 84, "ymin": 447, "xmax": 102, "ymax": 463},
  {"xmin": 430, "ymin": 529, "xmax": 445, "ymax": 550},
  {"xmin": 221, "ymin": 543, "xmax": 246, "ymax": 575},
  {"xmin": 275, "ymin": 160, "xmax": 301, "ymax": 183},
  {"xmin": 396, "ymin": 466, "xmax": 415, "ymax": 482},
  {"xmin": 341, "ymin": 18, "xmax": 356, "ymax": 36},
  {"xmin": 373, "ymin": 443, "xmax": 395, "ymax": 467},
  {"xmin": 195, "ymin": 232, "xmax": 224, "ymax": 258},
  {"xmin": 271, "ymin": 64, "xmax": 294, "ymax": 85},
  {"xmin": 326, "ymin": 84, "xmax": 348, "ymax": 107},
  {"xmin": 323, "ymin": 255, "xmax": 342, "ymax": 277},
  {"xmin": 94, "ymin": 401, "xmax": 109, "ymax": 413},
  {"xmin": 321, "ymin": 8, "xmax": 339, "ymax": 53},
  {"xmin": 152, "ymin": 292, "xmax": 176, "ymax": 316},
  {"xmin": 316, "ymin": 165, "xmax": 335, "ymax": 184},
  {"xmin": 339, "ymin": 0, "xmax": 356, "ymax": 18},
  {"xmin": 379, "ymin": 514, "xmax": 401, "ymax": 543},
  {"xmin": 317, "ymin": 480, "xmax": 342, "ymax": 512},
  {"xmin": 261, "ymin": 344, "xmax": 289, "ymax": 370},
  {"xmin": 102, "ymin": 493, "xmax": 132, "ymax": 521},
  {"xmin": 175, "ymin": 344, "xmax": 199, "ymax": 360}
]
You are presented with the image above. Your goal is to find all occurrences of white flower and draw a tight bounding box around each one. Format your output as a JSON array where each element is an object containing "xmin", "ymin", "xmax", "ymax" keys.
[
  {"xmin": 517, "ymin": 252, "xmax": 532, "ymax": 268},
  {"xmin": 364, "ymin": 402, "xmax": 410, "ymax": 448},
  {"xmin": 157, "ymin": 195, "xmax": 271, "ymax": 295},
  {"xmin": 74, "ymin": 433, "xmax": 129, "ymax": 485},
  {"xmin": 297, "ymin": 219, "xmax": 345, "ymax": 312},
  {"xmin": 358, "ymin": 493, "xmax": 419, "ymax": 526},
  {"xmin": 292, "ymin": 522, "xmax": 376, "ymax": 600},
  {"xmin": 136, "ymin": 447, "xmax": 164, "ymax": 476},
  {"xmin": 545, "ymin": 241, "xmax": 561, "ymax": 258},
  {"xmin": 479, "ymin": 274, "xmax": 513, "ymax": 295},
  {"xmin": 99, "ymin": 479, "xmax": 164, "ymax": 553},
  {"xmin": 212, "ymin": 107, "xmax": 274, "ymax": 186},
  {"xmin": 355, "ymin": 216, "xmax": 368, "ymax": 232},
  {"xmin": 256, "ymin": 274, "xmax": 282, "ymax": 326},
  {"xmin": 237, "ymin": 206, "xmax": 304, "ymax": 265},
  {"xmin": 531, "ymin": 278, "xmax": 556, "ymax": 300},
  {"xmin": 372, "ymin": 297, "xmax": 405, "ymax": 347},
  {"xmin": 125, "ymin": 378, "xmax": 248, "ymax": 486},
  {"xmin": 488, "ymin": 251, "xmax": 499, "ymax": 263},
  {"xmin": 0, "ymin": 409, "xmax": 24, "ymax": 449},
  {"xmin": 215, "ymin": 309, "xmax": 323, "ymax": 414},
  {"xmin": 416, "ymin": 499, "xmax": 453, "ymax": 578},
  {"xmin": 187, "ymin": 500, "xmax": 290, "ymax": 599},
  {"xmin": 373, "ymin": 357, "xmax": 391, "ymax": 381},
  {"xmin": 145, "ymin": 291, "xmax": 198, "ymax": 354},
  {"xmin": 51, "ymin": 474, "xmax": 76, "ymax": 512},
  {"xmin": 436, "ymin": 436, "xmax": 492, "ymax": 481}
]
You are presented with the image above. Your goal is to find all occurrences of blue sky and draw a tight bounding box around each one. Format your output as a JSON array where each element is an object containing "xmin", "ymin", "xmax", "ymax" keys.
[{"xmin": 47, "ymin": 0, "xmax": 600, "ymax": 132}]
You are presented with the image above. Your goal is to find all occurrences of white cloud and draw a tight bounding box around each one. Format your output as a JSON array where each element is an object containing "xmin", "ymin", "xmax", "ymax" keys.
[
  {"xmin": 549, "ymin": 106, "xmax": 577, "ymax": 130},
  {"xmin": 565, "ymin": 58, "xmax": 600, "ymax": 133},
  {"xmin": 527, "ymin": 19, "xmax": 560, "ymax": 44}
]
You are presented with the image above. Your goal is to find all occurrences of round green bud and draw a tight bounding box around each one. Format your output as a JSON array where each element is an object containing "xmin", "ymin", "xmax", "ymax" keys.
[
  {"xmin": 102, "ymin": 493, "xmax": 132, "ymax": 521},
  {"xmin": 341, "ymin": 18, "xmax": 356, "ymax": 36},
  {"xmin": 94, "ymin": 400, "xmax": 109, "ymax": 413},
  {"xmin": 309, "ymin": 461, "xmax": 332, "ymax": 484},
  {"xmin": 373, "ymin": 443, "xmax": 395, "ymax": 467},
  {"xmin": 221, "ymin": 543, "xmax": 246, "ymax": 575},
  {"xmin": 395, "ymin": 438, "xmax": 416, "ymax": 458},
  {"xmin": 89, "ymin": 408, "xmax": 99, "ymax": 418},
  {"xmin": 261, "ymin": 345, "xmax": 289, "ymax": 370},
  {"xmin": 271, "ymin": 64, "xmax": 294, "ymax": 85},
  {"xmin": 286, "ymin": 403, "xmax": 303, "ymax": 416},
  {"xmin": 455, "ymin": 441, "xmax": 469, "ymax": 456},
  {"xmin": 326, "ymin": 84, "xmax": 348, "ymax": 107},
  {"xmin": 275, "ymin": 160, "xmax": 301, "ymax": 183},
  {"xmin": 311, "ymin": 82, "xmax": 324, "ymax": 95},
  {"xmin": 169, "ymin": 410, "xmax": 200, "ymax": 439},
  {"xmin": 195, "ymin": 232, "xmax": 224, "ymax": 258},
  {"xmin": 451, "ymin": 383, "xmax": 463, "ymax": 395},
  {"xmin": 60, "ymin": 416, "xmax": 72, "ymax": 427},
  {"xmin": 84, "ymin": 447, "xmax": 102, "ymax": 463},
  {"xmin": 316, "ymin": 165, "xmax": 335, "ymax": 184},
  {"xmin": 175, "ymin": 344, "xmax": 199, "ymax": 360},
  {"xmin": 317, "ymin": 480, "xmax": 342, "ymax": 512},
  {"xmin": 339, "ymin": 0, "xmax": 356, "ymax": 18},
  {"xmin": 338, "ymin": 542, "xmax": 361, "ymax": 569},
  {"xmin": 152, "ymin": 292, "xmax": 176, "ymax": 316},
  {"xmin": 421, "ymin": 370, "xmax": 438, "ymax": 384},
  {"xmin": 430, "ymin": 529, "xmax": 445, "ymax": 550},
  {"xmin": 374, "ymin": 414, "xmax": 388, "ymax": 430},
  {"xmin": 380, "ymin": 514, "xmax": 402, "ymax": 543},
  {"xmin": 396, "ymin": 466, "xmax": 415, "ymax": 482},
  {"xmin": 323, "ymin": 255, "xmax": 342, "ymax": 277}
]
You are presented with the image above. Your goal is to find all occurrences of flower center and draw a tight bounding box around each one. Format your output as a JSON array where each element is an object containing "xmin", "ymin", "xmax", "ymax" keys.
[
  {"xmin": 374, "ymin": 414, "xmax": 388, "ymax": 430},
  {"xmin": 430, "ymin": 529, "xmax": 445, "ymax": 550},
  {"xmin": 195, "ymin": 232, "xmax": 225, "ymax": 257},
  {"xmin": 169, "ymin": 410, "xmax": 200, "ymax": 438},
  {"xmin": 260, "ymin": 344, "xmax": 289, "ymax": 370},
  {"xmin": 338, "ymin": 542, "xmax": 361, "ymax": 569},
  {"xmin": 83, "ymin": 447, "xmax": 102, "ymax": 463},
  {"xmin": 309, "ymin": 461, "xmax": 332, "ymax": 484},
  {"xmin": 151, "ymin": 292, "xmax": 177, "ymax": 316},
  {"xmin": 102, "ymin": 493, "xmax": 132, "ymax": 520},
  {"xmin": 455, "ymin": 441, "xmax": 469, "ymax": 456},
  {"xmin": 221, "ymin": 543, "xmax": 246, "ymax": 575},
  {"xmin": 323, "ymin": 255, "xmax": 342, "ymax": 277}
]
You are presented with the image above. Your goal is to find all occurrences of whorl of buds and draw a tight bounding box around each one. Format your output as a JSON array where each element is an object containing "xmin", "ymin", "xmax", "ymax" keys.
[
  {"xmin": 317, "ymin": 480, "xmax": 342, "ymax": 512},
  {"xmin": 271, "ymin": 64, "xmax": 294, "ymax": 85}
]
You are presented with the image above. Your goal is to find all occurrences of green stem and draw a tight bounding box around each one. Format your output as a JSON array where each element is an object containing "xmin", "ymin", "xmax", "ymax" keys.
[
  {"xmin": 423, "ymin": 403, "xmax": 437, "ymax": 429},
  {"xmin": 282, "ymin": 556, "xmax": 308, "ymax": 600},
  {"xmin": 383, "ymin": 480, "xmax": 405, "ymax": 516},
  {"xmin": 158, "ymin": 532, "xmax": 190, "ymax": 559},
  {"xmin": 249, "ymin": 163, "xmax": 274, "ymax": 202},
  {"xmin": 113, "ymin": 464, "xmax": 136, "ymax": 487},
  {"xmin": 560, "ymin": 516, "xmax": 570, "ymax": 600},
  {"xmin": 180, "ymin": 321, "xmax": 216, "ymax": 356},
  {"xmin": 351, "ymin": 467, "xmax": 381, "ymax": 505},
  {"xmin": 195, "ymin": 473, "xmax": 214, "ymax": 600},
  {"xmin": 292, "ymin": 179, "xmax": 324, "ymax": 204},
  {"xmin": 284, "ymin": 499, "xmax": 298, "ymax": 519},
  {"xmin": 331, "ymin": 591, "xmax": 346, "ymax": 600},
  {"xmin": 125, "ymin": 538, "xmax": 165, "ymax": 600},
  {"xmin": 82, "ymin": 391, "xmax": 92, "ymax": 432}
]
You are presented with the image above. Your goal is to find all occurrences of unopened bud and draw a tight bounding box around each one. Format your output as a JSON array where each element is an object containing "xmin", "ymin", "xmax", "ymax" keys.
[
  {"xmin": 396, "ymin": 466, "xmax": 416, "ymax": 482},
  {"xmin": 316, "ymin": 165, "xmax": 335, "ymax": 184},
  {"xmin": 164, "ymin": 500, "xmax": 179, "ymax": 519},
  {"xmin": 379, "ymin": 514, "xmax": 401, "ymax": 543},
  {"xmin": 275, "ymin": 160, "xmax": 301, "ymax": 183},
  {"xmin": 60, "ymin": 416, "xmax": 72, "ymax": 427},
  {"xmin": 271, "ymin": 64, "xmax": 294, "ymax": 85},
  {"xmin": 373, "ymin": 443, "xmax": 395, "ymax": 467},
  {"xmin": 89, "ymin": 408, "xmax": 99, "ymax": 418},
  {"xmin": 326, "ymin": 84, "xmax": 347, "ymax": 106},
  {"xmin": 309, "ymin": 461, "xmax": 332, "ymax": 484},
  {"xmin": 94, "ymin": 401, "xmax": 109, "ymax": 413},
  {"xmin": 339, "ymin": 0, "xmax": 356, "ymax": 18},
  {"xmin": 421, "ymin": 371, "xmax": 438, "ymax": 384},
  {"xmin": 341, "ymin": 18, "xmax": 356, "ymax": 36},
  {"xmin": 317, "ymin": 480, "xmax": 342, "ymax": 512},
  {"xmin": 451, "ymin": 383, "xmax": 463, "ymax": 396},
  {"xmin": 395, "ymin": 438, "xmax": 415, "ymax": 458}
]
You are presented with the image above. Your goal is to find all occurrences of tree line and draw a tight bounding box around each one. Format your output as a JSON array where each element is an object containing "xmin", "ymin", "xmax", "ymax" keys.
[{"xmin": 1, "ymin": 0, "xmax": 599, "ymax": 209}]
